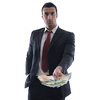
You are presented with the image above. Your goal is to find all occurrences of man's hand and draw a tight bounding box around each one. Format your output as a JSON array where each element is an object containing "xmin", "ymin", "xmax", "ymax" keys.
[{"xmin": 53, "ymin": 66, "xmax": 64, "ymax": 80}]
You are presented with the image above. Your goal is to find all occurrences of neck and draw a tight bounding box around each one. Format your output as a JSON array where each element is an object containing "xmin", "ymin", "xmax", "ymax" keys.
[{"xmin": 46, "ymin": 24, "xmax": 57, "ymax": 31}]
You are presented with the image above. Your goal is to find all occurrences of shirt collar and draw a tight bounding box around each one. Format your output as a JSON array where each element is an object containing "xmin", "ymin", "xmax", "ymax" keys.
[{"xmin": 44, "ymin": 25, "xmax": 58, "ymax": 34}]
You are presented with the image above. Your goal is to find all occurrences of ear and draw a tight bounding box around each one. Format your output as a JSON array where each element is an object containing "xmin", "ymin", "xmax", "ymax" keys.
[
  {"xmin": 56, "ymin": 13, "xmax": 58, "ymax": 18},
  {"xmin": 42, "ymin": 15, "xmax": 43, "ymax": 19}
]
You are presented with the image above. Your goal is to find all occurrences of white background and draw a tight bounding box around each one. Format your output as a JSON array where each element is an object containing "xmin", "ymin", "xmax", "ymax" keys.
[{"xmin": 0, "ymin": 0, "xmax": 100, "ymax": 100}]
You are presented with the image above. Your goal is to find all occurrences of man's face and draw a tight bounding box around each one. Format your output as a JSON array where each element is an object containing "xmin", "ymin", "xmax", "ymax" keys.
[{"xmin": 42, "ymin": 7, "xmax": 58, "ymax": 29}]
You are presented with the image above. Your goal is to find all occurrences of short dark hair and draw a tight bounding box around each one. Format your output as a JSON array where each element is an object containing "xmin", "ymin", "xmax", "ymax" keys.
[{"xmin": 42, "ymin": 2, "xmax": 57, "ymax": 14}]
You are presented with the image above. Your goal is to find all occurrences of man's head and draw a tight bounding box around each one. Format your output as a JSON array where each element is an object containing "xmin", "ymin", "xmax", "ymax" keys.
[
  {"xmin": 42, "ymin": 2, "xmax": 58, "ymax": 30},
  {"xmin": 42, "ymin": 2, "xmax": 57, "ymax": 14}
]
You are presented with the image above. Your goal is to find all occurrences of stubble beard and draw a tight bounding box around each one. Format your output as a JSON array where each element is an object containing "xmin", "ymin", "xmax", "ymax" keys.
[{"xmin": 46, "ymin": 22, "xmax": 56, "ymax": 30}]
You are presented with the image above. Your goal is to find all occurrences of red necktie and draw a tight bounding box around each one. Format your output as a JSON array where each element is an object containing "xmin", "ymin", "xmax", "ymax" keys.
[{"xmin": 41, "ymin": 31, "xmax": 51, "ymax": 72}]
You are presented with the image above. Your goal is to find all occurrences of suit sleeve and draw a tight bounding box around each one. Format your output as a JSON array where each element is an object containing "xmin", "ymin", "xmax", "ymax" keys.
[
  {"xmin": 25, "ymin": 32, "xmax": 33, "ymax": 75},
  {"xmin": 58, "ymin": 32, "xmax": 75, "ymax": 73}
]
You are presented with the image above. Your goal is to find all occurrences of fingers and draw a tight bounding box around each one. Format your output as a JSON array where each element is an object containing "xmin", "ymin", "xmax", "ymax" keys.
[
  {"xmin": 53, "ymin": 72, "xmax": 63, "ymax": 80},
  {"xmin": 53, "ymin": 67, "xmax": 64, "ymax": 80},
  {"xmin": 53, "ymin": 71, "xmax": 58, "ymax": 80}
]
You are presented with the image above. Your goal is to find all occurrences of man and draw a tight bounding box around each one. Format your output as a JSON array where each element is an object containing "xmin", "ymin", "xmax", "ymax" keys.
[{"xmin": 25, "ymin": 2, "xmax": 75, "ymax": 100}]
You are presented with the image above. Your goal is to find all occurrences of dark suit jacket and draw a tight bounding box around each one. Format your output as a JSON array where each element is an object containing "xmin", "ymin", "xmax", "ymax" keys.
[{"xmin": 25, "ymin": 27, "xmax": 75, "ymax": 98}]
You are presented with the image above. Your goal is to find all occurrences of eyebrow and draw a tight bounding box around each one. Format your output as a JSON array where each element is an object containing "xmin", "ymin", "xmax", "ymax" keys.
[{"xmin": 44, "ymin": 12, "xmax": 55, "ymax": 15}]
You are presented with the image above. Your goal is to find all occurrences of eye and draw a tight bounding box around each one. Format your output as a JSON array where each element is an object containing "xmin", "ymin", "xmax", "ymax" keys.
[
  {"xmin": 51, "ymin": 12, "xmax": 54, "ymax": 15},
  {"xmin": 45, "ymin": 12, "xmax": 49, "ymax": 16}
]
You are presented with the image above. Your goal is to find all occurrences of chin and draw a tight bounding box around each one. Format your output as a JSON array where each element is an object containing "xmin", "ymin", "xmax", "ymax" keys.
[{"xmin": 48, "ymin": 24, "xmax": 54, "ymax": 27}]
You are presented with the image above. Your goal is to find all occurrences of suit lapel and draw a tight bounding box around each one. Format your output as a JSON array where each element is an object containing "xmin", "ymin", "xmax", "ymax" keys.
[
  {"xmin": 49, "ymin": 27, "xmax": 62, "ymax": 51},
  {"xmin": 36, "ymin": 28, "xmax": 45, "ymax": 51},
  {"xmin": 35, "ymin": 27, "xmax": 62, "ymax": 53}
]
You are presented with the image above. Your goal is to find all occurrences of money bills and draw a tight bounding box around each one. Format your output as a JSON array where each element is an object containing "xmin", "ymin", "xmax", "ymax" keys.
[{"xmin": 38, "ymin": 73, "xmax": 71, "ymax": 88}]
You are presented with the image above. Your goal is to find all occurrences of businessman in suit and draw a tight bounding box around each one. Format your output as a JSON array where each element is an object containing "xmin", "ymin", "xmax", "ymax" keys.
[{"xmin": 25, "ymin": 2, "xmax": 75, "ymax": 100}]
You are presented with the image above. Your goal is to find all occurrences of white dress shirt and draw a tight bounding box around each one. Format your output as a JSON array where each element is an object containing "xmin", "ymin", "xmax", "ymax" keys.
[{"xmin": 36, "ymin": 25, "xmax": 58, "ymax": 76}]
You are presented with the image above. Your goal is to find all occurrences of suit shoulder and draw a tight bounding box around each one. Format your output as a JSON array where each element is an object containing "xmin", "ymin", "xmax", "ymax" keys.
[
  {"xmin": 31, "ymin": 27, "xmax": 44, "ymax": 34},
  {"xmin": 31, "ymin": 27, "xmax": 45, "ymax": 37},
  {"xmin": 59, "ymin": 28, "xmax": 74, "ymax": 35},
  {"xmin": 58, "ymin": 28, "xmax": 75, "ymax": 41}
]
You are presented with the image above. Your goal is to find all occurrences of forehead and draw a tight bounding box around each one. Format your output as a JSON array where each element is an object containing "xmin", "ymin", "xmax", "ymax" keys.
[{"xmin": 43, "ymin": 7, "xmax": 56, "ymax": 13}]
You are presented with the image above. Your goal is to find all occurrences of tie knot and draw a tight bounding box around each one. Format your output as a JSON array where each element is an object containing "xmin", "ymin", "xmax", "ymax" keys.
[{"xmin": 46, "ymin": 30, "xmax": 52, "ymax": 35}]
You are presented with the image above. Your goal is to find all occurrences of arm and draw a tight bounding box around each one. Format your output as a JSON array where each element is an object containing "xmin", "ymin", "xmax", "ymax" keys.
[
  {"xmin": 53, "ymin": 33, "xmax": 75, "ymax": 79},
  {"xmin": 25, "ymin": 32, "xmax": 33, "ymax": 75}
]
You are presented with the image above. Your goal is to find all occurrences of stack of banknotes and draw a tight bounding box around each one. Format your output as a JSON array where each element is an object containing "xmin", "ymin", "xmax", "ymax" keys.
[{"xmin": 38, "ymin": 73, "xmax": 71, "ymax": 88}]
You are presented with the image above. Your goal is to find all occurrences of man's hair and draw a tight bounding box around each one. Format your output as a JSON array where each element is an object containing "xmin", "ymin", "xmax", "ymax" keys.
[{"xmin": 42, "ymin": 2, "xmax": 57, "ymax": 14}]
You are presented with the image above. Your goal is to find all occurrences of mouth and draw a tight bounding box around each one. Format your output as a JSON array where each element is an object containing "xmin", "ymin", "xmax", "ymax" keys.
[{"xmin": 47, "ymin": 20, "xmax": 53, "ymax": 24}]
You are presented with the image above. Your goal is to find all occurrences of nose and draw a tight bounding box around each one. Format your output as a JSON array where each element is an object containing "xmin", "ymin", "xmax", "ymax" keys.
[{"xmin": 48, "ymin": 14, "xmax": 52, "ymax": 20}]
